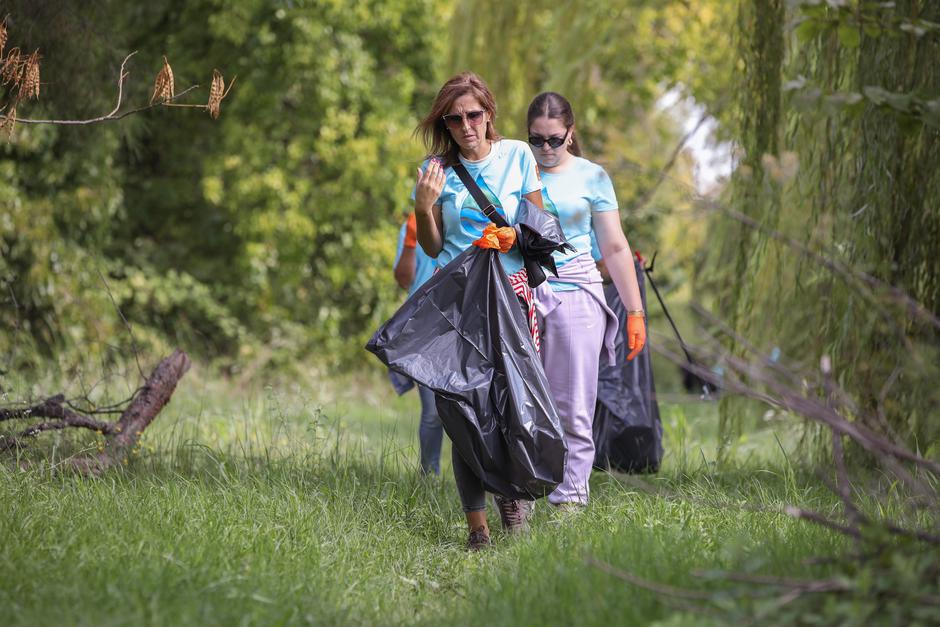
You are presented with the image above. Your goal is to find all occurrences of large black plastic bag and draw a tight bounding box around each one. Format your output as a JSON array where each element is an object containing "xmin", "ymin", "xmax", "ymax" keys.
[
  {"xmin": 592, "ymin": 257, "xmax": 664, "ymax": 473},
  {"xmin": 367, "ymin": 246, "xmax": 567, "ymax": 499},
  {"xmin": 514, "ymin": 198, "xmax": 575, "ymax": 287}
]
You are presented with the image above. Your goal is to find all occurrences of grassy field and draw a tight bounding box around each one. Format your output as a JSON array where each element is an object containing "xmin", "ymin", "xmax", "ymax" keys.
[{"xmin": 1, "ymin": 368, "xmax": 846, "ymax": 626}]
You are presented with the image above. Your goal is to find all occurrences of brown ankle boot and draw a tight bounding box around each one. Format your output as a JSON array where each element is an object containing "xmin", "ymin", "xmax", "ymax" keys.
[
  {"xmin": 493, "ymin": 495, "xmax": 532, "ymax": 534},
  {"xmin": 466, "ymin": 525, "xmax": 491, "ymax": 551}
]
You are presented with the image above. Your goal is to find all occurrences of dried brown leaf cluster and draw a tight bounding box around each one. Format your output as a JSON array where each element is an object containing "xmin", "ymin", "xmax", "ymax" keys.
[
  {"xmin": 19, "ymin": 50, "xmax": 40, "ymax": 100},
  {"xmin": 1, "ymin": 19, "xmax": 41, "ymax": 136},
  {"xmin": 1, "ymin": 103, "xmax": 15, "ymax": 136},
  {"xmin": 208, "ymin": 69, "xmax": 224, "ymax": 119},
  {"xmin": 1, "ymin": 46, "xmax": 21, "ymax": 85},
  {"xmin": 0, "ymin": 15, "xmax": 237, "ymax": 138},
  {"xmin": 0, "ymin": 16, "xmax": 8, "ymax": 57},
  {"xmin": 206, "ymin": 69, "xmax": 235, "ymax": 119},
  {"xmin": 150, "ymin": 55, "xmax": 175, "ymax": 104}
]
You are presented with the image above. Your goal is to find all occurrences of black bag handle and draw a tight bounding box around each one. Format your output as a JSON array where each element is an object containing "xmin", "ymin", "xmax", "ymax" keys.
[{"xmin": 452, "ymin": 163, "xmax": 510, "ymax": 229}]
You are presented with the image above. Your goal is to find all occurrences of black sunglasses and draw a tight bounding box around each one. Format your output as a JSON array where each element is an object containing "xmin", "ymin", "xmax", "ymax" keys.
[
  {"xmin": 442, "ymin": 110, "xmax": 487, "ymax": 128},
  {"xmin": 528, "ymin": 129, "xmax": 570, "ymax": 149}
]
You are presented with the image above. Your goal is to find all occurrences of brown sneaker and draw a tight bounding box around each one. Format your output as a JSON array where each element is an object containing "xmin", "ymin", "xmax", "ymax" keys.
[
  {"xmin": 493, "ymin": 495, "xmax": 532, "ymax": 534},
  {"xmin": 467, "ymin": 525, "xmax": 491, "ymax": 551}
]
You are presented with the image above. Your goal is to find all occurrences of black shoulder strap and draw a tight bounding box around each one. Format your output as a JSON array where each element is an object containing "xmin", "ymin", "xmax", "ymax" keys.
[{"xmin": 452, "ymin": 163, "xmax": 509, "ymax": 228}]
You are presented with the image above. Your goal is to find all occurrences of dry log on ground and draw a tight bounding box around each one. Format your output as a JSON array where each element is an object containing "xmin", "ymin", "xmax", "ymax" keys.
[{"xmin": 0, "ymin": 349, "xmax": 191, "ymax": 474}]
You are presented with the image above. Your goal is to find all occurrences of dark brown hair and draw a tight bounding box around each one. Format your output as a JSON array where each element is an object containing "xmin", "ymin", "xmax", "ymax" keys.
[
  {"xmin": 526, "ymin": 91, "xmax": 582, "ymax": 157},
  {"xmin": 417, "ymin": 72, "xmax": 501, "ymax": 167}
]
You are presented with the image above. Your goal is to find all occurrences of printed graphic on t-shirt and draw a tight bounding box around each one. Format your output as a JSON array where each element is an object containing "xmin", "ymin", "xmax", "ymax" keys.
[
  {"xmin": 541, "ymin": 186, "xmax": 560, "ymax": 219},
  {"xmin": 458, "ymin": 173, "xmax": 507, "ymax": 239}
]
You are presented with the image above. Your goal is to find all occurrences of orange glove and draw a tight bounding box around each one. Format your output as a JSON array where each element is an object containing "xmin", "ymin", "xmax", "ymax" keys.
[
  {"xmin": 473, "ymin": 223, "xmax": 516, "ymax": 253},
  {"xmin": 626, "ymin": 312, "xmax": 646, "ymax": 361},
  {"xmin": 404, "ymin": 213, "xmax": 418, "ymax": 249}
]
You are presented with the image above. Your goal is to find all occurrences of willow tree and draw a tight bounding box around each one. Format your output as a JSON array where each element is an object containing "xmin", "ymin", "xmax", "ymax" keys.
[{"xmin": 706, "ymin": 0, "xmax": 940, "ymax": 455}]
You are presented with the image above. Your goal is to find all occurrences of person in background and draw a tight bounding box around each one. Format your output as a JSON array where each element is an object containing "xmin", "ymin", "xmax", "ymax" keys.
[
  {"xmin": 526, "ymin": 91, "xmax": 646, "ymax": 511},
  {"xmin": 392, "ymin": 212, "xmax": 441, "ymax": 475}
]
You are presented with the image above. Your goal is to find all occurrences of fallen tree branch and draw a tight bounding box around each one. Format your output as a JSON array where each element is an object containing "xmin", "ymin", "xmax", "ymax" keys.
[
  {"xmin": 73, "ymin": 349, "xmax": 191, "ymax": 474},
  {"xmin": 0, "ymin": 394, "xmax": 114, "ymax": 430},
  {"xmin": 0, "ymin": 350, "xmax": 191, "ymax": 473}
]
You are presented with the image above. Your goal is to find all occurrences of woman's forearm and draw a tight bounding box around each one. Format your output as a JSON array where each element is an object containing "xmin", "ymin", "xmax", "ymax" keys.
[
  {"xmin": 603, "ymin": 246, "xmax": 643, "ymax": 311},
  {"xmin": 415, "ymin": 202, "xmax": 444, "ymax": 258},
  {"xmin": 523, "ymin": 189, "xmax": 544, "ymax": 210},
  {"xmin": 594, "ymin": 211, "xmax": 643, "ymax": 312},
  {"xmin": 394, "ymin": 247, "xmax": 417, "ymax": 289}
]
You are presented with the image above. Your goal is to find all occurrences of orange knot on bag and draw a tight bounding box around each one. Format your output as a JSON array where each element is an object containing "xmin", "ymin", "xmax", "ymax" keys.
[{"xmin": 473, "ymin": 223, "xmax": 516, "ymax": 253}]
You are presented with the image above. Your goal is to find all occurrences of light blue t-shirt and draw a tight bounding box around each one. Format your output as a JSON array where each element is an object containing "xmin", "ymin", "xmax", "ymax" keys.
[
  {"xmin": 393, "ymin": 220, "xmax": 437, "ymax": 297},
  {"xmin": 412, "ymin": 139, "xmax": 543, "ymax": 276},
  {"xmin": 540, "ymin": 156, "xmax": 618, "ymax": 291}
]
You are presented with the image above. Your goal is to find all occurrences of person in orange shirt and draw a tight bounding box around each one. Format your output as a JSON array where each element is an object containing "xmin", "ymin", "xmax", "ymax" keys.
[{"xmin": 392, "ymin": 212, "xmax": 440, "ymax": 474}]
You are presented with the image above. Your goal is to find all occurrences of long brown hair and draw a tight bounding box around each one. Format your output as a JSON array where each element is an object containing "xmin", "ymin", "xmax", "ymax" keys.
[
  {"xmin": 526, "ymin": 91, "xmax": 582, "ymax": 157},
  {"xmin": 417, "ymin": 72, "xmax": 501, "ymax": 167}
]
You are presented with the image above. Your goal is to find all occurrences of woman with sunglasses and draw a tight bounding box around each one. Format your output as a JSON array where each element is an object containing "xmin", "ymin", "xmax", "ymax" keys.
[
  {"xmin": 526, "ymin": 91, "xmax": 646, "ymax": 510},
  {"xmin": 413, "ymin": 72, "xmax": 545, "ymax": 550}
]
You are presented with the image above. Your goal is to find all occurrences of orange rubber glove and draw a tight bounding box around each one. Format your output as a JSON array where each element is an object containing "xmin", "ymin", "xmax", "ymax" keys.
[
  {"xmin": 473, "ymin": 223, "xmax": 516, "ymax": 253},
  {"xmin": 404, "ymin": 213, "xmax": 418, "ymax": 249},
  {"xmin": 626, "ymin": 312, "xmax": 646, "ymax": 361}
]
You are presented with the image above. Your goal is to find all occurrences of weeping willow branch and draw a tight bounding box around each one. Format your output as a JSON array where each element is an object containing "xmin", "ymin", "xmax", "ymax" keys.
[{"xmin": 700, "ymin": 199, "xmax": 940, "ymax": 333}]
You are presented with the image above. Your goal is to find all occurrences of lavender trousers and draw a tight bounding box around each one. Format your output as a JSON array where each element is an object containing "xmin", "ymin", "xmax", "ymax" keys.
[{"xmin": 537, "ymin": 288, "xmax": 608, "ymax": 504}]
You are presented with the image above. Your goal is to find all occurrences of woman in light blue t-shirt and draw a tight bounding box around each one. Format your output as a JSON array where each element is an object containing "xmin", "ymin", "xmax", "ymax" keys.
[
  {"xmin": 413, "ymin": 72, "xmax": 545, "ymax": 550},
  {"xmin": 526, "ymin": 92, "xmax": 647, "ymax": 509}
]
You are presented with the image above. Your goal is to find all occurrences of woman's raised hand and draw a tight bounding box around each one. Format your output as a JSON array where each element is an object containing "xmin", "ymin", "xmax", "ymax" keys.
[{"xmin": 415, "ymin": 159, "xmax": 446, "ymax": 214}]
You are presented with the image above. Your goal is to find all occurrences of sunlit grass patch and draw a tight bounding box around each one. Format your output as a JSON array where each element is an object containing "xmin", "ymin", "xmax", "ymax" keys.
[{"xmin": 1, "ymin": 374, "xmax": 849, "ymax": 626}]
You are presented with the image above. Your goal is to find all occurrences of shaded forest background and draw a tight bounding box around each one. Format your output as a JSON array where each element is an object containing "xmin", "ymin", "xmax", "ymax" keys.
[{"xmin": 2, "ymin": 0, "xmax": 938, "ymax": 451}]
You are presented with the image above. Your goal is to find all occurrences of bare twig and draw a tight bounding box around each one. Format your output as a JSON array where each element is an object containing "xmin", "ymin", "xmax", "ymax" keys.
[
  {"xmin": 0, "ymin": 394, "xmax": 117, "ymax": 452},
  {"xmin": 693, "ymin": 570, "xmax": 851, "ymax": 593},
  {"xmin": 97, "ymin": 268, "xmax": 144, "ymax": 380},
  {"xmin": 822, "ymin": 358, "xmax": 866, "ymax": 532},
  {"xmin": 632, "ymin": 112, "xmax": 710, "ymax": 213},
  {"xmin": 606, "ymin": 149, "xmax": 940, "ymax": 338},
  {"xmin": 0, "ymin": 52, "xmax": 199, "ymax": 126},
  {"xmin": 65, "ymin": 386, "xmax": 145, "ymax": 415},
  {"xmin": 783, "ymin": 505, "xmax": 862, "ymax": 538},
  {"xmin": 700, "ymin": 200, "xmax": 940, "ymax": 332},
  {"xmin": 651, "ymin": 330, "xmax": 940, "ymax": 477},
  {"xmin": 587, "ymin": 557, "xmax": 714, "ymax": 600}
]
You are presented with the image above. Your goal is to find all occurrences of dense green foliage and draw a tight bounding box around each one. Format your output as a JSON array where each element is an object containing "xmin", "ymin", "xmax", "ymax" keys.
[
  {"xmin": 0, "ymin": 0, "xmax": 729, "ymax": 377},
  {"xmin": 1, "ymin": 0, "xmax": 447, "ymax": 373}
]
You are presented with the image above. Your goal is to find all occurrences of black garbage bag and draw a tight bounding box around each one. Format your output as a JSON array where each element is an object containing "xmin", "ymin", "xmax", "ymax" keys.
[
  {"xmin": 514, "ymin": 199, "xmax": 575, "ymax": 288},
  {"xmin": 592, "ymin": 257, "xmax": 664, "ymax": 473},
  {"xmin": 366, "ymin": 246, "xmax": 567, "ymax": 499}
]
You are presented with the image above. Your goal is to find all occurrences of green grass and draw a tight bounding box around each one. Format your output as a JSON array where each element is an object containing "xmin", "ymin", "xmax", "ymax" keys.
[{"xmin": 1, "ymin": 370, "xmax": 847, "ymax": 626}]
